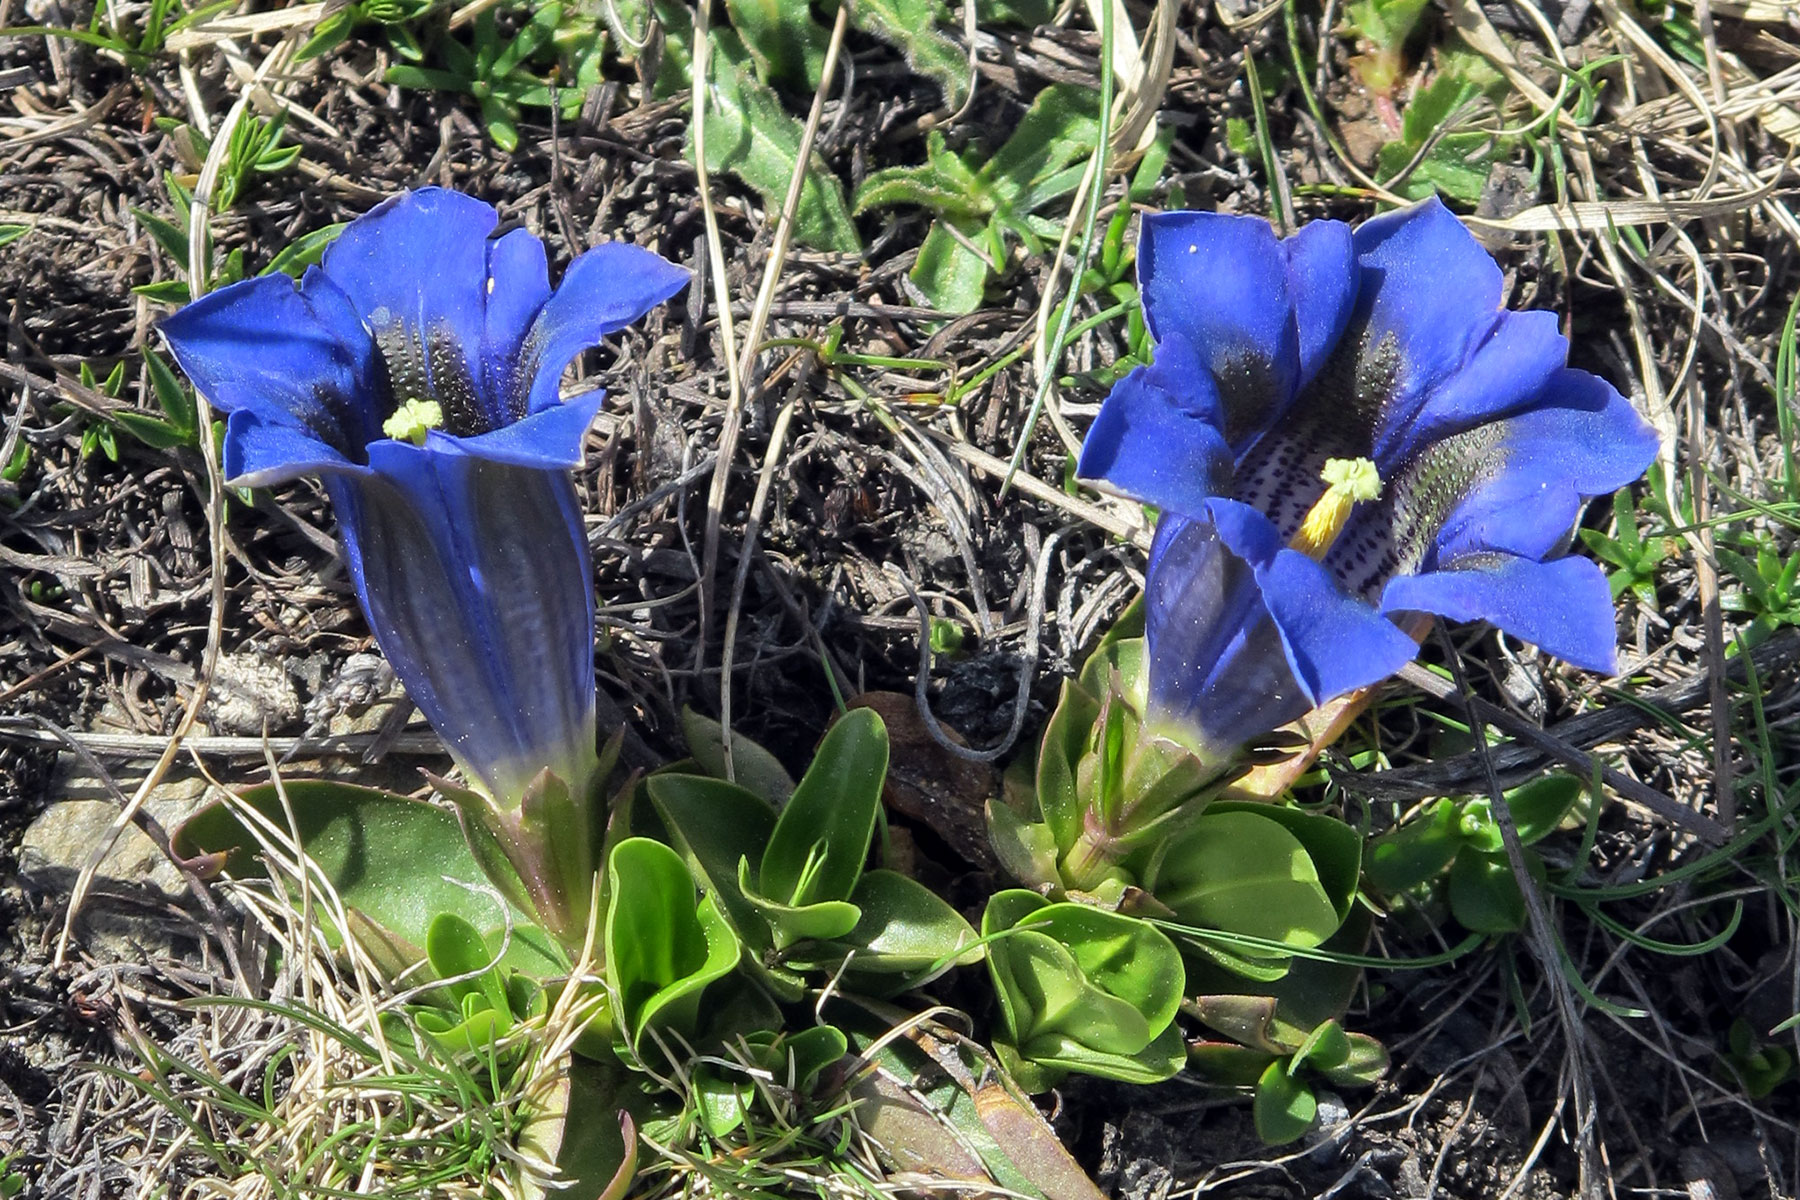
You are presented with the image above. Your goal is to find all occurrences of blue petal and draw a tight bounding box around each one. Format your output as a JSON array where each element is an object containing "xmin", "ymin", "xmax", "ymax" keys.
[
  {"xmin": 1350, "ymin": 198, "xmax": 1511, "ymax": 455},
  {"xmin": 223, "ymin": 409, "xmax": 357, "ymax": 486},
  {"xmin": 1077, "ymin": 337, "xmax": 1235, "ymax": 518},
  {"xmin": 1381, "ymin": 553, "xmax": 1620, "ymax": 673},
  {"xmin": 1207, "ymin": 500, "xmax": 1422, "ymax": 705},
  {"xmin": 1137, "ymin": 211, "xmax": 1300, "ymax": 444},
  {"xmin": 1430, "ymin": 368, "xmax": 1661, "ymax": 565},
  {"xmin": 159, "ymin": 271, "xmax": 381, "ymax": 454},
  {"xmin": 519, "ymin": 242, "xmax": 690, "ymax": 413},
  {"xmin": 1145, "ymin": 512, "xmax": 1307, "ymax": 754},
  {"xmin": 480, "ymin": 227, "xmax": 552, "ymax": 417},
  {"xmin": 440, "ymin": 390, "xmax": 607, "ymax": 471},
  {"xmin": 1145, "ymin": 502, "xmax": 1420, "ymax": 754},
  {"xmin": 332, "ymin": 444, "xmax": 596, "ymax": 802},
  {"xmin": 321, "ymin": 188, "xmax": 499, "ymax": 429},
  {"xmin": 1376, "ymin": 308, "xmax": 1568, "ymax": 464},
  {"xmin": 1281, "ymin": 219, "xmax": 1357, "ymax": 388}
]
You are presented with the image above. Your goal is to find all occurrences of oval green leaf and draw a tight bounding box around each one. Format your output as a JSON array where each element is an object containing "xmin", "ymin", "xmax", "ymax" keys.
[{"xmin": 760, "ymin": 708, "xmax": 888, "ymax": 907}]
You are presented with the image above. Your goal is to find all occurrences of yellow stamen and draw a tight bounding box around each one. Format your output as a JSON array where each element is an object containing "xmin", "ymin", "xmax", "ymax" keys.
[
  {"xmin": 382, "ymin": 397, "xmax": 444, "ymax": 446},
  {"xmin": 1290, "ymin": 457, "xmax": 1382, "ymax": 561}
]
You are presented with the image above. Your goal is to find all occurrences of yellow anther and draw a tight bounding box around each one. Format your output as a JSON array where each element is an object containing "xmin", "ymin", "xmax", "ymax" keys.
[
  {"xmin": 382, "ymin": 398, "xmax": 444, "ymax": 446},
  {"xmin": 1290, "ymin": 457, "xmax": 1381, "ymax": 561}
]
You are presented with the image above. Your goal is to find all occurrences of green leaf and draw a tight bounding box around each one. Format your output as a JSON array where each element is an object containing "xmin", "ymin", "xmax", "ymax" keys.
[
  {"xmin": 854, "ymin": 132, "xmax": 986, "ymax": 220},
  {"xmin": 928, "ymin": 616, "xmax": 965, "ymax": 656},
  {"xmin": 1127, "ymin": 125, "xmax": 1173, "ymax": 203},
  {"xmin": 853, "ymin": 170, "xmax": 977, "ymax": 219},
  {"xmin": 482, "ymin": 96, "xmax": 521, "ymax": 153},
  {"xmin": 171, "ymin": 780, "xmax": 563, "ymax": 978},
  {"xmin": 1344, "ymin": 0, "xmax": 1430, "ymax": 50},
  {"xmin": 0, "ymin": 224, "xmax": 28, "ymax": 249},
  {"xmin": 385, "ymin": 64, "xmax": 474, "ymax": 92},
  {"xmin": 132, "ymin": 204, "xmax": 190, "ymax": 264},
  {"xmin": 3, "ymin": 438, "xmax": 32, "ymax": 482},
  {"xmin": 759, "ymin": 707, "xmax": 887, "ymax": 907},
  {"xmin": 982, "ymin": 891, "xmax": 1186, "ymax": 1085},
  {"xmin": 1447, "ymin": 849, "xmax": 1528, "ymax": 934},
  {"xmin": 910, "ymin": 220, "xmax": 991, "ymax": 314},
  {"xmin": 1000, "ymin": 929, "xmax": 1153, "ymax": 1053},
  {"xmin": 1454, "ymin": 798, "xmax": 1505, "ymax": 855},
  {"xmin": 1145, "ymin": 810, "xmax": 1342, "ymax": 951},
  {"xmin": 1377, "ymin": 50, "xmax": 1513, "ymax": 205},
  {"xmin": 1316, "ymin": 1032, "xmax": 1389, "ymax": 1088},
  {"xmin": 425, "ymin": 911, "xmax": 511, "ymax": 1018},
  {"xmin": 113, "ymin": 412, "xmax": 189, "ymax": 450},
  {"xmin": 143, "ymin": 346, "xmax": 196, "ymax": 436},
  {"xmin": 604, "ymin": 837, "xmax": 742, "ymax": 1056},
  {"xmin": 1506, "ymin": 773, "xmax": 1584, "ymax": 845},
  {"xmin": 738, "ymin": 854, "xmax": 863, "ymax": 947},
  {"xmin": 131, "ymin": 280, "xmax": 192, "ymax": 304},
  {"xmin": 983, "ymin": 84, "xmax": 1101, "ymax": 212},
  {"xmin": 856, "ymin": 0, "xmax": 969, "ymax": 109},
  {"xmin": 1720, "ymin": 1017, "xmax": 1794, "ymax": 1099},
  {"xmin": 295, "ymin": 7, "xmax": 354, "ymax": 61},
  {"xmin": 1207, "ymin": 801, "xmax": 1361, "ymax": 923},
  {"xmin": 417, "ymin": 916, "xmax": 538, "ymax": 1058},
  {"xmin": 980, "ymin": 0, "xmax": 1055, "ymax": 21},
  {"xmin": 984, "ymin": 795, "xmax": 1061, "ymax": 890},
  {"xmin": 491, "ymin": 2, "xmax": 561, "ymax": 76},
  {"xmin": 262, "ymin": 223, "xmax": 347, "ymax": 278},
  {"xmin": 1033, "ymin": 677, "xmax": 1101, "ymax": 854},
  {"xmin": 693, "ymin": 29, "xmax": 860, "ymax": 253},
  {"xmin": 1364, "ymin": 798, "xmax": 1461, "ymax": 893},
  {"xmin": 1187, "ymin": 1041, "xmax": 1277, "ymax": 1087},
  {"xmin": 724, "ymin": 0, "xmax": 827, "ymax": 86},
  {"xmin": 693, "ymin": 1063, "xmax": 753, "ymax": 1138},
  {"xmin": 1379, "ymin": 131, "xmax": 1498, "ymax": 206},
  {"xmin": 1253, "ymin": 1060, "xmax": 1318, "ymax": 1145},
  {"xmin": 835, "ymin": 868, "xmax": 981, "ymax": 981},
  {"xmin": 255, "ymin": 143, "xmax": 303, "ymax": 173},
  {"xmin": 1288, "ymin": 1018, "xmax": 1350, "ymax": 1075},
  {"xmin": 644, "ymin": 772, "xmax": 777, "ymax": 951},
  {"xmin": 1225, "ymin": 116, "xmax": 1255, "ymax": 156},
  {"xmin": 680, "ymin": 706, "xmax": 796, "ymax": 804},
  {"xmin": 219, "ymin": 247, "xmax": 246, "ymax": 285}
]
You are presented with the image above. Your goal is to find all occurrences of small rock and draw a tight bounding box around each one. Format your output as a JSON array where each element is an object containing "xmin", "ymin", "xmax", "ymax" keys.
[
  {"xmin": 1681, "ymin": 1146, "xmax": 1743, "ymax": 1200},
  {"xmin": 204, "ymin": 652, "xmax": 303, "ymax": 735},
  {"xmin": 19, "ymin": 767, "xmax": 209, "ymax": 896},
  {"xmin": 1096, "ymin": 1113, "xmax": 1176, "ymax": 1200},
  {"xmin": 306, "ymin": 652, "xmax": 399, "ymax": 734},
  {"xmin": 1306, "ymin": 1090, "xmax": 1354, "ymax": 1162}
]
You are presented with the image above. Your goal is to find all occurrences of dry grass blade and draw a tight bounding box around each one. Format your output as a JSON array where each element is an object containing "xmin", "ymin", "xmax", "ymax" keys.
[
  {"xmin": 712, "ymin": 2, "xmax": 852, "ymax": 769},
  {"xmin": 163, "ymin": 5, "xmax": 324, "ymax": 53}
]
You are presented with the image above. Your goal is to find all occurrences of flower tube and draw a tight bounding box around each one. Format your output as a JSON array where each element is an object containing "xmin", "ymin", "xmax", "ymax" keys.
[{"xmin": 1079, "ymin": 198, "xmax": 1658, "ymax": 759}]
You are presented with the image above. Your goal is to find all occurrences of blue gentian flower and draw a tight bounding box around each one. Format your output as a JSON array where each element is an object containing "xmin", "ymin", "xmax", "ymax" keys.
[
  {"xmin": 161, "ymin": 188, "xmax": 688, "ymax": 807},
  {"xmin": 1078, "ymin": 198, "xmax": 1659, "ymax": 758}
]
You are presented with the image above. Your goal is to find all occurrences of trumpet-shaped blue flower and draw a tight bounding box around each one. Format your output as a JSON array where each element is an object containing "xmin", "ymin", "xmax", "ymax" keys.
[
  {"xmin": 161, "ymin": 188, "xmax": 688, "ymax": 807},
  {"xmin": 1079, "ymin": 199, "xmax": 1658, "ymax": 757}
]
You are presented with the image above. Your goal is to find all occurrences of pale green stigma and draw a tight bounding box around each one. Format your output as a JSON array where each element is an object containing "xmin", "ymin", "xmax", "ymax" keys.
[
  {"xmin": 1291, "ymin": 457, "xmax": 1382, "ymax": 561},
  {"xmin": 1319, "ymin": 456, "xmax": 1383, "ymax": 503},
  {"xmin": 382, "ymin": 397, "xmax": 444, "ymax": 446}
]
